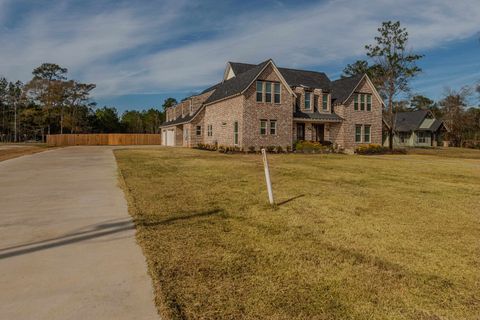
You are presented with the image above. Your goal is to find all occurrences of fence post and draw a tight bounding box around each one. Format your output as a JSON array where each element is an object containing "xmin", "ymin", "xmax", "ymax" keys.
[{"xmin": 261, "ymin": 148, "xmax": 275, "ymax": 206}]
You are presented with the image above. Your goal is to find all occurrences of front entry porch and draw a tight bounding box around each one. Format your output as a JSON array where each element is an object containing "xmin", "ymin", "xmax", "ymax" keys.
[{"xmin": 294, "ymin": 121, "xmax": 334, "ymax": 143}]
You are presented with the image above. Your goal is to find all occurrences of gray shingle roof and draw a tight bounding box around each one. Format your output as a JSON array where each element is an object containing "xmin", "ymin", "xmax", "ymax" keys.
[
  {"xmin": 394, "ymin": 110, "xmax": 429, "ymax": 131},
  {"xmin": 393, "ymin": 110, "xmax": 445, "ymax": 132},
  {"xmin": 229, "ymin": 62, "xmax": 256, "ymax": 76},
  {"xmin": 330, "ymin": 74, "xmax": 364, "ymax": 103},
  {"xmin": 204, "ymin": 60, "xmax": 270, "ymax": 104},
  {"xmin": 229, "ymin": 62, "xmax": 331, "ymax": 90},
  {"xmin": 293, "ymin": 111, "xmax": 343, "ymax": 122}
]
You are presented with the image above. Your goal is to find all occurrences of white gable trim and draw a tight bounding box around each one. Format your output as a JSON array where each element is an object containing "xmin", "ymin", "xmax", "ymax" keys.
[
  {"xmin": 240, "ymin": 60, "xmax": 296, "ymax": 97},
  {"xmin": 223, "ymin": 62, "xmax": 234, "ymax": 81},
  {"xmin": 343, "ymin": 74, "xmax": 385, "ymax": 107}
]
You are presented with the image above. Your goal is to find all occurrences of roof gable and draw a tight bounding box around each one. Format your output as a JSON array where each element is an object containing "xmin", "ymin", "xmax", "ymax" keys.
[
  {"xmin": 394, "ymin": 110, "xmax": 429, "ymax": 131},
  {"xmin": 205, "ymin": 59, "xmax": 295, "ymax": 105}
]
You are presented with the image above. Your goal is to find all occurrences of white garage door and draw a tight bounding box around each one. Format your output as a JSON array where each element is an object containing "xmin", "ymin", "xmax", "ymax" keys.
[{"xmin": 166, "ymin": 129, "xmax": 175, "ymax": 146}]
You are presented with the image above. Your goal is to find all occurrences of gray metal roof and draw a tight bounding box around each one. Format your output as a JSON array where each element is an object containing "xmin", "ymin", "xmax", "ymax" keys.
[{"xmin": 293, "ymin": 111, "xmax": 343, "ymax": 122}]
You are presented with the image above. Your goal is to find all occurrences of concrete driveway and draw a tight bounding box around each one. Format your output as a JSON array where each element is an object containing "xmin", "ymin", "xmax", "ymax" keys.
[{"xmin": 0, "ymin": 147, "xmax": 158, "ymax": 319}]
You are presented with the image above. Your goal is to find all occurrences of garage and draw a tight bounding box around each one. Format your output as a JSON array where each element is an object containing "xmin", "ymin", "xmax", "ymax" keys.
[{"xmin": 162, "ymin": 129, "xmax": 175, "ymax": 146}]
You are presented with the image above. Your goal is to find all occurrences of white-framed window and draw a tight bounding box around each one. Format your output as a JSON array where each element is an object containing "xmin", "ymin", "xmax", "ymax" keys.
[
  {"xmin": 234, "ymin": 121, "xmax": 239, "ymax": 145},
  {"xmin": 367, "ymin": 94, "xmax": 372, "ymax": 111},
  {"xmin": 265, "ymin": 82, "xmax": 272, "ymax": 103},
  {"xmin": 305, "ymin": 92, "xmax": 311, "ymax": 110},
  {"xmin": 207, "ymin": 124, "xmax": 212, "ymax": 137},
  {"xmin": 270, "ymin": 120, "xmax": 277, "ymax": 135},
  {"xmin": 355, "ymin": 125, "xmax": 362, "ymax": 143},
  {"xmin": 322, "ymin": 94, "xmax": 328, "ymax": 111},
  {"xmin": 256, "ymin": 81, "xmax": 263, "ymax": 102},
  {"xmin": 364, "ymin": 125, "xmax": 371, "ymax": 143},
  {"xmin": 354, "ymin": 95, "xmax": 359, "ymax": 110},
  {"xmin": 196, "ymin": 125, "xmax": 201, "ymax": 136},
  {"xmin": 260, "ymin": 120, "xmax": 267, "ymax": 135},
  {"xmin": 274, "ymin": 83, "xmax": 281, "ymax": 103},
  {"xmin": 360, "ymin": 94, "xmax": 365, "ymax": 111},
  {"xmin": 417, "ymin": 131, "xmax": 426, "ymax": 143}
]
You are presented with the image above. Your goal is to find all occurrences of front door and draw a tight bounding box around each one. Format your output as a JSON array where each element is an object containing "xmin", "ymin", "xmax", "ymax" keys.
[
  {"xmin": 297, "ymin": 123, "xmax": 305, "ymax": 141},
  {"xmin": 314, "ymin": 124, "xmax": 324, "ymax": 142}
]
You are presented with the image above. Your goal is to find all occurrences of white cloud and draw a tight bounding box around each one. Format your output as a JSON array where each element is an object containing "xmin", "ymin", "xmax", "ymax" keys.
[{"xmin": 0, "ymin": 0, "xmax": 479, "ymax": 98}]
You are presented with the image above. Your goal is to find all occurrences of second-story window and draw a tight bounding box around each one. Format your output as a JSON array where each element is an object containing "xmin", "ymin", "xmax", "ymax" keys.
[
  {"xmin": 256, "ymin": 81, "xmax": 263, "ymax": 102},
  {"xmin": 265, "ymin": 82, "xmax": 272, "ymax": 103},
  {"xmin": 305, "ymin": 92, "xmax": 311, "ymax": 110},
  {"xmin": 322, "ymin": 94, "xmax": 328, "ymax": 111},
  {"xmin": 360, "ymin": 94, "xmax": 365, "ymax": 111},
  {"xmin": 354, "ymin": 95, "xmax": 359, "ymax": 110},
  {"xmin": 367, "ymin": 95, "xmax": 372, "ymax": 111},
  {"xmin": 274, "ymin": 83, "xmax": 281, "ymax": 103}
]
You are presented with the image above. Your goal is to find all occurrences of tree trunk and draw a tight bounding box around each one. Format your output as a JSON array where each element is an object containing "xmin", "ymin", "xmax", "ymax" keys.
[
  {"xmin": 388, "ymin": 89, "xmax": 394, "ymax": 150},
  {"xmin": 14, "ymin": 102, "xmax": 17, "ymax": 143},
  {"xmin": 60, "ymin": 105, "xmax": 63, "ymax": 134}
]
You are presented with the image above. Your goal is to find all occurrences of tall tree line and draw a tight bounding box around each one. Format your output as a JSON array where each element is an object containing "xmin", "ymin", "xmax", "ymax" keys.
[
  {"xmin": 342, "ymin": 21, "xmax": 480, "ymax": 148},
  {"xmin": 0, "ymin": 63, "xmax": 170, "ymax": 142}
]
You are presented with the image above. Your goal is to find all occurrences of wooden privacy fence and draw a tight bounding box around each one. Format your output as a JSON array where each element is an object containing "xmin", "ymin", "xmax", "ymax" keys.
[{"xmin": 47, "ymin": 134, "xmax": 162, "ymax": 146}]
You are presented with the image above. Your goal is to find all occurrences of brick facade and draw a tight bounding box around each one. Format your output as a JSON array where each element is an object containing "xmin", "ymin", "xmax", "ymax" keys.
[{"xmin": 161, "ymin": 60, "xmax": 384, "ymax": 152}]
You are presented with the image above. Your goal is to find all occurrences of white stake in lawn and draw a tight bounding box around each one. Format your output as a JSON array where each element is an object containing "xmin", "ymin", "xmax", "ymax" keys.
[{"xmin": 261, "ymin": 148, "xmax": 275, "ymax": 206}]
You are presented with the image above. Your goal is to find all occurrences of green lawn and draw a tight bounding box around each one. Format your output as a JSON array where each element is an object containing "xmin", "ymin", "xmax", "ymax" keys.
[{"xmin": 115, "ymin": 148, "xmax": 480, "ymax": 320}]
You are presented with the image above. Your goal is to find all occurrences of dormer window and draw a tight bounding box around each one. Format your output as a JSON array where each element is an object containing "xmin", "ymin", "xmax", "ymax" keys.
[{"xmin": 305, "ymin": 92, "xmax": 312, "ymax": 110}]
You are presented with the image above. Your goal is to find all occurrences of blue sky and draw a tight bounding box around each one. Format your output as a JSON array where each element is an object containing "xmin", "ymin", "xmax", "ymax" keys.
[{"xmin": 0, "ymin": 0, "xmax": 479, "ymax": 112}]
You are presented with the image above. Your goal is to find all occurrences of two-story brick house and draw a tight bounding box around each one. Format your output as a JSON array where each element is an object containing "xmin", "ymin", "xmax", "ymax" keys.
[{"xmin": 160, "ymin": 59, "xmax": 384, "ymax": 152}]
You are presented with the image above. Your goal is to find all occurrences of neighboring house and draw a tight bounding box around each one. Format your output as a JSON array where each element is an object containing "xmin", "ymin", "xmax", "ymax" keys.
[
  {"xmin": 160, "ymin": 59, "xmax": 385, "ymax": 152},
  {"xmin": 383, "ymin": 110, "xmax": 448, "ymax": 147}
]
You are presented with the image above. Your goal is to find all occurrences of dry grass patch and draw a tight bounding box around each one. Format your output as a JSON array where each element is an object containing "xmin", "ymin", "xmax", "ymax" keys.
[
  {"xmin": 0, "ymin": 144, "xmax": 52, "ymax": 162},
  {"xmin": 115, "ymin": 147, "xmax": 480, "ymax": 320}
]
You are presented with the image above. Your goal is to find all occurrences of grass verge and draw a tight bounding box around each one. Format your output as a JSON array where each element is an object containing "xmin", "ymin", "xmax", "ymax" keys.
[
  {"xmin": 116, "ymin": 147, "xmax": 480, "ymax": 320},
  {"xmin": 0, "ymin": 144, "xmax": 53, "ymax": 162}
]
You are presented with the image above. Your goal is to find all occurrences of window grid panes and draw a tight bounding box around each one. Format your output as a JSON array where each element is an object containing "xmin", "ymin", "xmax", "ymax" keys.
[
  {"xmin": 305, "ymin": 92, "xmax": 311, "ymax": 110},
  {"xmin": 274, "ymin": 83, "xmax": 281, "ymax": 103},
  {"xmin": 265, "ymin": 82, "xmax": 272, "ymax": 103},
  {"xmin": 360, "ymin": 94, "xmax": 365, "ymax": 111},
  {"xmin": 260, "ymin": 120, "xmax": 267, "ymax": 135},
  {"xmin": 234, "ymin": 121, "xmax": 239, "ymax": 145},
  {"xmin": 354, "ymin": 95, "xmax": 359, "ymax": 110},
  {"xmin": 270, "ymin": 120, "xmax": 277, "ymax": 135},
  {"xmin": 256, "ymin": 81, "xmax": 263, "ymax": 102},
  {"xmin": 355, "ymin": 125, "xmax": 362, "ymax": 143},
  {"xmin": 367, "ymin": 95, "xmax": 372, "ymax": 111},
  {"xmin": 364, "ymin": 125, "xmax": 371, "ymax": 143},
  {"xmin": 322, "ymin": 94, "xmax": 328, "ymax": 110}
]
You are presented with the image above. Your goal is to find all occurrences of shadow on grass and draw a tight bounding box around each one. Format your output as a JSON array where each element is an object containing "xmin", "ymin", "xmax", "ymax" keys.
[
  {"xmin": 0, "ymin": 209, "xmax": 225, "ymax": 260},
  {"xmin": 276, "ymin": 194, "xmax": 305, "ymax": 206},
  {"xmin": 135, "ymin": 209, "xmax": 224, "ymax": 227}
]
